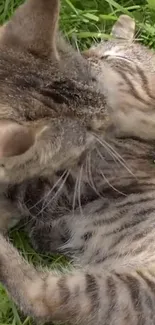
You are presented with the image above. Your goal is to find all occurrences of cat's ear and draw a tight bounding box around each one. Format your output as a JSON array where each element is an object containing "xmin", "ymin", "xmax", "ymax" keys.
[
  {"xmin": 0, "ymin": 0, "xmax": 60, "ymax": 58},
  {"xmin": 0, "ymin": 120, "xmax": 36, "ymax": 158},
  {"xmin": 111, "ymin": 15, "xmax": 135, "ymax": 40}
]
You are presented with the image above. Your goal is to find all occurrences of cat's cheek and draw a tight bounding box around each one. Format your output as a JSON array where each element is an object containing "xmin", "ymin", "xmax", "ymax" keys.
[{"xmin": 0, "ymin": 160, "xmax": 19, "ymax": 184}]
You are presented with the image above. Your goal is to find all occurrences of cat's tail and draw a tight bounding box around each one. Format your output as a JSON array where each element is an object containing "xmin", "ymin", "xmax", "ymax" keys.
[{"xmin": 0, "ymin": 234, "xmax": 154, "ymax": 324}]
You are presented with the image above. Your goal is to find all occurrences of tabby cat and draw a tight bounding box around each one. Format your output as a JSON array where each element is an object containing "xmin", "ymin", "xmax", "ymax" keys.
[{"xmin": 0, "ymin": 0, "xmax": 155, "ymax": 325}]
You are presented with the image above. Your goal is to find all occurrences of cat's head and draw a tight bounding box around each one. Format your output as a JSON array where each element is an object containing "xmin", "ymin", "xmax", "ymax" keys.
[
  {"xmin": 0, "ymin": 0, "xmax": 109, "ymax": 183},
  {"xmin": 83, "ymin": 14, "xmax": 155, "ymax": 71},
  {"xmin": 0, "ymin": 2, "xmax": 155, "ymax": 184},
  {"xmin": 84, "ymin": 15, "xmax": 155, "ymax": 141}
]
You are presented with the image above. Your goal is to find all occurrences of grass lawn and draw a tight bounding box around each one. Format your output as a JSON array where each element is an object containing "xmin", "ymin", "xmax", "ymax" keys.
[{"xmin": 0, "ymin": 0, "xmax": 155, "ymax": 324}]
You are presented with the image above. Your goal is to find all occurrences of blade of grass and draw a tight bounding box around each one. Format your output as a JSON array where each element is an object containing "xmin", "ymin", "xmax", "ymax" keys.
[{"xmin": 10, "ymin": 301, "xmax": 22, "ymax": 325}]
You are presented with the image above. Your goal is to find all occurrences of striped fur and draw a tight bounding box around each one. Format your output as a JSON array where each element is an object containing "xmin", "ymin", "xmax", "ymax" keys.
[{"xmin": 1, "ymin": 5, "xmax": 155, "ymax": 325}]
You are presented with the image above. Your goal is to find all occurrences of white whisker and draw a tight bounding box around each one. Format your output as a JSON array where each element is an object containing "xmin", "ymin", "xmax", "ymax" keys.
[
  {"xmin": 96, "ymin": 148, "xmax": 127, "ymax": 197},
  {"xmin": 36, "ymin": 170, "xmax": 70, "ymax": 217},
  {"xmin": 93, "ymin": 134, "xmax": 136, "ymax": 179},
  {"xmin": 86, "ymin": 152, "xmax": 102, "ymax": 198},
  {"xmin": 72, "ymin": 172, "xmax": 79, "ymax": 217},
  {"xmin": 78, "ymin": 165, "xmax": 84, "ymax": 217},
  {"xmin": 28, "ymin": 169, "xmax": 68, "ymax": 214}
]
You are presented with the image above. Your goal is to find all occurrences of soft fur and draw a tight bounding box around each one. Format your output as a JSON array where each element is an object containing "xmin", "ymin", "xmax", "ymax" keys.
[{"xmin": 0, "ymin": 1, "xmax": 155, "ymax": 325}]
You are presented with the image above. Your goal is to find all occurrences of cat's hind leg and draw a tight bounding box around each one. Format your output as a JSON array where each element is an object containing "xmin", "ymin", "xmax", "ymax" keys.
[{"xmin": 0, "ymin": 234, "xmax": 154, "ymax": 325}]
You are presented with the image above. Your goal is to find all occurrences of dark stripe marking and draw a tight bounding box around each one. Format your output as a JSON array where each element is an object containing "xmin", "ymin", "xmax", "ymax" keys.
[
  {"xmin": 86, "ymin": 274, "xmax": 99, "ymax": 311},
  {"xmin": 58, "ymin": 276, "xmax": 71, "ymax": 305},
  {"xmin": 104, "ymin": 276, "xmax": 117, "ymax": 324},
  {"xmin": 116, "ymin": 273, "xmax": 145, "ymax": 325}
]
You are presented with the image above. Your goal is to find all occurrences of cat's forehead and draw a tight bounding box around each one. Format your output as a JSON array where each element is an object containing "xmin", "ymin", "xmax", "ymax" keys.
[{"xmin": 91, "ymin": 39, "xmax": 130, "ymax": 57}]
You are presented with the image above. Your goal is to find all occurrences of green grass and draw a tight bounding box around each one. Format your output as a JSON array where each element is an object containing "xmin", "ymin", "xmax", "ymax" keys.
[{"xmin": 0, "ymin": 0, "xmax": 155, "ymax": 324}]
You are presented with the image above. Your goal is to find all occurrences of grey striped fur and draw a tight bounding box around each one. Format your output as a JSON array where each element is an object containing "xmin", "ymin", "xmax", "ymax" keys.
[{"xmin": 0, "ymin": 3, "xmax": 155, "ymax": 325}]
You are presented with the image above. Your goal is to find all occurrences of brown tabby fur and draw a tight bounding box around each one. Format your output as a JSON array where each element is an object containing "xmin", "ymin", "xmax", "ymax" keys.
[
  {"xmin": 1, "ymin": 1, "xmax": 155, "ymax": 325},
  {"xmin": 0, "ymin": 0, "xmax": 108, "ymax": 229}
]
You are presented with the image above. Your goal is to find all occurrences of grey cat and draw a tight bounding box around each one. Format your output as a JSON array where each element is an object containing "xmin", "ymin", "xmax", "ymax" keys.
[
  {"xmin": 0, "ymin": 0, "xmax": 107, "ymax": 230},
  {"xmin": 0, "ymin": 1, "xmax": 155, "ymax": 325}
]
